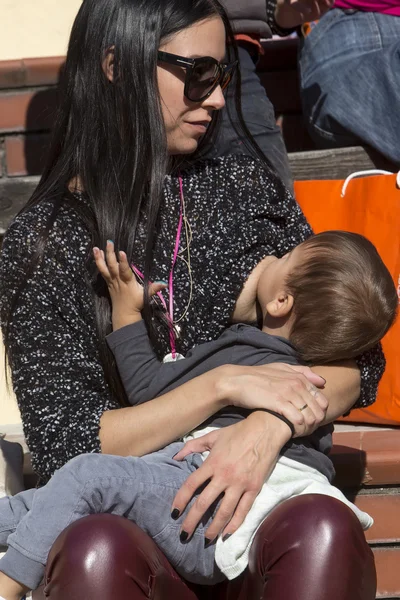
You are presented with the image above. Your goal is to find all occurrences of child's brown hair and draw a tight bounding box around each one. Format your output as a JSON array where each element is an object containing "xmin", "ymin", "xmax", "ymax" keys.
[{"xmin": 286, "ymin": 231, "xmax": 398, "ymax": 364}]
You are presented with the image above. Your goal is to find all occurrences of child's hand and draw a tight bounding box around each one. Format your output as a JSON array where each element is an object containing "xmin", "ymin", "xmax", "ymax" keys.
[{"xmin": 93, "ymin": 241, "xmax": 166, "ymax": 331}]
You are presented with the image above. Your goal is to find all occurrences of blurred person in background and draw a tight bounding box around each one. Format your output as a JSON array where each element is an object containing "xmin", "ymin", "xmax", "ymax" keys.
[
  {"xmin": 210, "ymin": 0, "xmax": 334, "ymax": 190},
  {"xmin": 299, "ymin": 0, "xmax": 400, "ymax": 165}
]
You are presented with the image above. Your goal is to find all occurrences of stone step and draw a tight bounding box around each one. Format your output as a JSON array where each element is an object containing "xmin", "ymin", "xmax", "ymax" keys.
[
  {"xmin": 356, "ymin": 492, "xmax": 400, "ymax": 545},
  {"xmin": 332, "ymin": 428, "xmax": 400, "ymax": 488},
  {"xmin": 374, "ymin": 546, "xmax": 400, "ymax": 599}
]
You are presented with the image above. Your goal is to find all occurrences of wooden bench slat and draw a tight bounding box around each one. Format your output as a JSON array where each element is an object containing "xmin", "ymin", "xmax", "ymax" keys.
[{"xmin": 289, "ymin": 146, "xmax": 397, "ymax": 181}]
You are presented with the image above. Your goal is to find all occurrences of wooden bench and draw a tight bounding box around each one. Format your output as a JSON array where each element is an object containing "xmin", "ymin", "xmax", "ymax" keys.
[{"xmin": 0, "ymin": 42, "xmax": 399, "ymax": 598}]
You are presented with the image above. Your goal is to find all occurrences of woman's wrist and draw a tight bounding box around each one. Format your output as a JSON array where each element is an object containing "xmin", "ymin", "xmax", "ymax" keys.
[
  {"xmin": 256, "ymin": 408, "xmax": 295, "ymax": 437},
  {"xmin": 213, "ymin": 364, "xmax": 244, "ymax": 409},
  {"xmin": 248, "ymin": 410, "xmax": 292, "ymax": 445}
]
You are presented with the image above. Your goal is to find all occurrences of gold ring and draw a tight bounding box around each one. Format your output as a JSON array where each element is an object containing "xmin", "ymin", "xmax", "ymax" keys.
[{"xmin": 299, "ymin": 404, "xmax": 308, "ymax": 412}]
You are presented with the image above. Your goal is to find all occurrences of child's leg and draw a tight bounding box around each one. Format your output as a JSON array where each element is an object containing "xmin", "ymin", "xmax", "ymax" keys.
[
  {"xmin": 0, "ymin": 442, "xmax": 222, "ymax": 595},
  {"xmin": 0, "ymin": 490, "xmax": 37, "ymax": 600},
  {"xmin": 133, "ymin": 443, "xmax": 224, "ymax": 586},
  {"xmin": 0, "ymin": 490, "xmax": 36, "ymax": 546},
  {"xmin": 0, "ymin": 572, "xmax": 29, "ymax": 600}
]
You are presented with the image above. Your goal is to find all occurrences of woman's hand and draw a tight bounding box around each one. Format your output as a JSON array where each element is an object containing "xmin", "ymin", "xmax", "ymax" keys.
[
  {"xmin": 171, "ymin": 412, "xmax": 290, "ymax": 543},
  {"xmin": 275, "ymin": 0, "xmax": 334, "ymax": 30},
  {"xmin": 218, "ymin": 363, "xmax": 329, "ymax": 438}
]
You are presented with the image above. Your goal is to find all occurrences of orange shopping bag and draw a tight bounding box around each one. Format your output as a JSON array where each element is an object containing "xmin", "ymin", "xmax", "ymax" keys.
[{"xmin": 294, "ymin": 171, "xmax": 400, "ymax": 425}]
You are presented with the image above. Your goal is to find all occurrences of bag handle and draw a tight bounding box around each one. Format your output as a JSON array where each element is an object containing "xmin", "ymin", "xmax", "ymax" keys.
[{"xmin": 341, "ymin": 169, "xmax": 399, "ymax": 197}]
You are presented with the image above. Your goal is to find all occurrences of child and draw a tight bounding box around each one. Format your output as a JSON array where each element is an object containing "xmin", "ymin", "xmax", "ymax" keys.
[{"xmin": 0, "ymin": 231, "xmax": 397, "ymax": 599}]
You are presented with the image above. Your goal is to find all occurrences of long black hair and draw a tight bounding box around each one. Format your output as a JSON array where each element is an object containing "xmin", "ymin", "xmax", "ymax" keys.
[{"xmin": 3, "ymin": 0, "xmax": 275, "ymax": 404}]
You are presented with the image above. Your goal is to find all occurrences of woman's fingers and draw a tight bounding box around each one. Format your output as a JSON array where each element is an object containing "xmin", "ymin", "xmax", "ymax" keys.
[
  {"xmin": 247, "ymin": 370, "xmax": 326, "ymax": 433},
  {"xmin": 220, "ymin": 490, "xmax": 258, "ymax": 540},
  {"xmin": 280, "ymin": 389, "xmax": 327, "ymax": 436},
  {"xmin": 179, "ymin": 479, "xmax": 224, "ymax": 541},
  {"xmin": 204, "ymin": 488, "xmax": 245, "ymax": 542},
  {"xmin": 233, "ymin": 364, "xmax": 329, "ymax": 436},
  {"xmin": 171, "ymin": 464, "xmax": 214, "ymax": 531},
  {"xmin": 293, "ymin": 365, "xmax": 327, "ymax": 389},
  {"xmin": 173, "ymin": 441, "xmax": 197, "ymax": 462},
  {"xmin": 173, "ymin": 435, "xmax": 212, "ymax": 461},
  {"xmin": 301, "ymin": 386, "xmax": 328, "ymax": 422},
  {"xmin": 286, "ymin": 378, "xmax": 327, "ymax": 422},
  {"xmin": 173, "ymin": 416, "xmax": 284, "ymax": 544},
  {"xmin": 261, "ymin": 364, "xmax": 328, "ymax": 418},
  {"xmin": 272, "ymin": 397, "xmax": 308, "ymax": 431},
  {"xmin": 271, "ymin": 363, "xmax": 326, "ymax": 388}
]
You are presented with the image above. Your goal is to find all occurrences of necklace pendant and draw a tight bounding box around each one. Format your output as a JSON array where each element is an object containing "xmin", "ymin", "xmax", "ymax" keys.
[{"xmin": 163, "ymin": 352, "xmax": 185, "ymax": 363}]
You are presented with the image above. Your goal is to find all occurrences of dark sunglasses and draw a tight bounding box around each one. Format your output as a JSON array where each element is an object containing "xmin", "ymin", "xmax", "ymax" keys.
[{"xmin": 157, "ymin": 51, "xmax": 237, "ymax": 103}]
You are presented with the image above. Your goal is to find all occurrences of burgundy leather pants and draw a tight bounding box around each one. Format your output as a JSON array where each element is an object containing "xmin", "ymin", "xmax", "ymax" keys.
[{"xmin": 34, "ymin": 494, "xmax": 376, "ymax": 600}]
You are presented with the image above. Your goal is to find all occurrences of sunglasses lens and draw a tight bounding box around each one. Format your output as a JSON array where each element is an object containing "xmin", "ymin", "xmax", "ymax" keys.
[{"xmin": 188, "ymin": 61, "xmax": 219, "ymax": 101}]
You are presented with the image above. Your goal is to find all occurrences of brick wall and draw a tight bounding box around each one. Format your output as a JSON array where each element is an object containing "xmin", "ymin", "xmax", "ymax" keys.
[
  {"xmin": 0, "ymin": 56, "xmax": 63, "ymax": 233},
  {"xmin": 0, "ymin": 39, "xmax": 312, "ymax": 234}
]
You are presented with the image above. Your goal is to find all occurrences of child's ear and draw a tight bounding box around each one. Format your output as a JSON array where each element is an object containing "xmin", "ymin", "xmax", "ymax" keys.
[{"xmin": 266, "ymin": 292, "xmax": 294, "ymax": 318}]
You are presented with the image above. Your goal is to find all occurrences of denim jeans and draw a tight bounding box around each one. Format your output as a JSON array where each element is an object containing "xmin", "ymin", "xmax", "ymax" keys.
[
  {"xmin": 299, "ymin": 9, "xmax": 400, "ymax": 164},
  {"xmin": 0, "ymin": 442, "xmax": 223, "ymax": 591},
  {"xmin": 205, "ymin": 45, "xmax": 293, "ymax": 192}
]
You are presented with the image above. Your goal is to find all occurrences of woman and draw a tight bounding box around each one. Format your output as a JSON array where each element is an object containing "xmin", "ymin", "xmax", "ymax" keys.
[{"xmin": 0, "ymin": 1, "xmax": 379, "ymax": 598}]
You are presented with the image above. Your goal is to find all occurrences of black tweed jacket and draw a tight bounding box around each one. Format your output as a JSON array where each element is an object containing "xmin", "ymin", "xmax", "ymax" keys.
[{"xmin": 0, "ymin": 156, "xmax": 384, "ymax": 483}]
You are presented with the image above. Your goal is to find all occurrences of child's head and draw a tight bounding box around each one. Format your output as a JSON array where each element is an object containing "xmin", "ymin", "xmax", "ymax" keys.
[{"xmin": 257, "ymin": 231, "xmax": 398, "ymax": 364}]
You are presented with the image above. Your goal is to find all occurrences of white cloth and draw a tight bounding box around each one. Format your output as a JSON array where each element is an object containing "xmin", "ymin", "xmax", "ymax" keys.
[{"xmin": 184, "ymin": 427, "xmax": 373, "ymax": 580}]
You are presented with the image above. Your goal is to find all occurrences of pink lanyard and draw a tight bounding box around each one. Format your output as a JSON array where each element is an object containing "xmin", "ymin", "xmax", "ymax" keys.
[{"xmin": 131, "ymin": 175, "xmax": 184, "ymax": 359}]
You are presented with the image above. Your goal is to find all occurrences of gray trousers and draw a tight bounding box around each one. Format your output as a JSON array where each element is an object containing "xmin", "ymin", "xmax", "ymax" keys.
[{"xmin": 0, "ymin": 442, "xmax": 224, "ymax": 590}]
